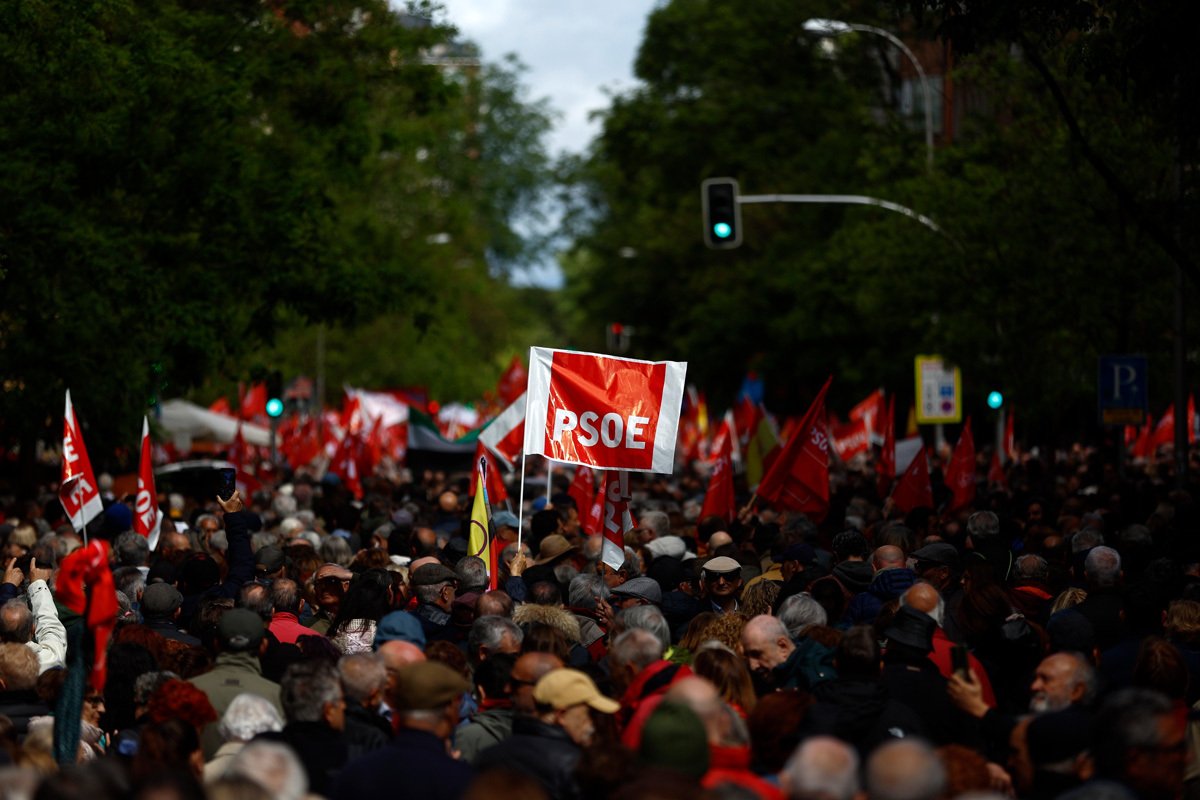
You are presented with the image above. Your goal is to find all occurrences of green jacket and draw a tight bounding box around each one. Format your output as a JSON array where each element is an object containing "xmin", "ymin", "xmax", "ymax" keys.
[{"xmin": 189, "ymin": 651, "xmax": 282, "ymax": 758}]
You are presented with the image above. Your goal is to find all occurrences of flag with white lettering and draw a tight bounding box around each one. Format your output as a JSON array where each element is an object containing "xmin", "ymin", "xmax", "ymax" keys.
[
  {"xmin": 134, "ymin": 417, "xmax": 162, "ymax": 551},
  {"xmin": 60, "ymin": 390, "xmax": 104, "ymax": 533},
  {"xmin": 523, "ymin": 348, "xmax": 686, "ymax": 473},
  {"xmin": 598, "ymin": 470, "xmax": 634, "ymax": 570}
]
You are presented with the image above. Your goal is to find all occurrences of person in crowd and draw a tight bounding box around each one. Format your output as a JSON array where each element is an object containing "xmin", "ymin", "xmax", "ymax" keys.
[
  {"xmin": 0, "ymin": 557, "xmax": 65, "ymax": 672},
  {"xmin": 257, "ymin": 659, "xmax": 348, "ymax": 796},
  {"xmin": 203, "ymin": 693, "xmax": 285, "ymax": 783},
  {"xmin": 337, "ymin": 651, "xmax": 393, "ymax": 758}
]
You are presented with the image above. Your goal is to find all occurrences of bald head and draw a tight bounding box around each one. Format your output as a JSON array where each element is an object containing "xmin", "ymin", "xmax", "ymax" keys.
[
  {"xmin": 664, "ymin": 676, "xmax": 724, "ymax": 742},
  {"xmin": 511, "ymin": 651, "xmax": 564, "ymax": 715},
  {"xmin": 377, "ymin": 640, "xmax": 426, "ymax": 672},
  {"xmin": 901, "ymin": 582, "xmax": 944, "ymax": 628},
  {"xmin": 873, "ymin": 545, "xmax": 906, "ymax": 571},
  {"xmin": 708, "ymin": 531, "xmax": 734, "ymax": 551},
  {"xmin": 409, "ymin": 556, "xmax": 441, "ymax": 573}
]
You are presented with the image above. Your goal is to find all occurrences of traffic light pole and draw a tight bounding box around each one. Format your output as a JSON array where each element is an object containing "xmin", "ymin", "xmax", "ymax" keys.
[{"xmin": 737, "ymin": 192, "xmax": 945, "ymax": 237}]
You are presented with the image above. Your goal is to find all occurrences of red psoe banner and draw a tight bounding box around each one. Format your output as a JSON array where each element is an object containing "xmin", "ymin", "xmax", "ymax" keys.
[
  {"xmin": 60, "ymin": 390, "xmax": 104, "ymax": 533},
  {"xmin": 134, "ymin": 416, "xmax": 162, "ymax": 551},
  {"xmin": 523, "ymin": 348, "xmax": 687, "ymax": 473}
]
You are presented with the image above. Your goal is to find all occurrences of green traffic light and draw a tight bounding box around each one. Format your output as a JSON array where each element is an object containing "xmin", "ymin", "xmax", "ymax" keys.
[
  {"xmin": 713, "ymin": 222, "xmax": 732, "ymax": 239},
  {"xmin": 266, "ymin": 398, "xmax": 284, "ymax": 418},
  {"xmin": 987, "ymin": 391, "xmax": 1003, "ymax": 410}
]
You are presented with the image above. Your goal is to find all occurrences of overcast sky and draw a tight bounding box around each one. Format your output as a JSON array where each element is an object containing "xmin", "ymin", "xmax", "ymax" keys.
[{"xmin": 440, "ymin": 1, "xmax": 660, "ymax": 287}]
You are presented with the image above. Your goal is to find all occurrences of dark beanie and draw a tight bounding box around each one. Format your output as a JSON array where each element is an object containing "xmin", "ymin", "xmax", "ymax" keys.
[{"xmin": 638, "ymin": 701, "xmax": 709, "ymax": 780}]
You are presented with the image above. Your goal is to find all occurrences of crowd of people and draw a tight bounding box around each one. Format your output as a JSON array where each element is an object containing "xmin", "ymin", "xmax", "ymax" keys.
[{"xmin": 0, "ymin": 446, "xmax": 1199, "ymax": 800}]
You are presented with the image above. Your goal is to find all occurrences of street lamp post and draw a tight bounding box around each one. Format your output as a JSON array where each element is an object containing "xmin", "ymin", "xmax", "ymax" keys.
[{"xmin": 804, "ymin": 18, "xmax": 935, "ymax": 173}]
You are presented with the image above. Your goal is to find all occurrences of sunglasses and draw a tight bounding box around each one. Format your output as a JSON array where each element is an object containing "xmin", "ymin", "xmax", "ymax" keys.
[{"xmin": 703, "ymin": 571, "xmax": 740, "ymax": 583}]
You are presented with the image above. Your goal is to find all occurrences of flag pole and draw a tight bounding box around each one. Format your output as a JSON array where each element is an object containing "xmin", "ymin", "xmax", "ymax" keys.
[
  {"xmin": 546, "ymin": 461, "xmax": 553, "ymax": 502},
  {"xmin": 738, "ymin": 493, "xmax": 758, "ymax": 518},
  {"xmin": 516, "ymin": 454, "xmax": 528, "ymax": 551}
]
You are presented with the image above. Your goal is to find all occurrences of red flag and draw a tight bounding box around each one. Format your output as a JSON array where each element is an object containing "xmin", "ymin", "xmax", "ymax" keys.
[
  {"xmin": 944, "ymin": 418, "xmax": 976, "ymax": 512},
  {"xmin": 60, "ymin": 390, "xmax": 104, "ymax": 533},
  {"xmin": 849, "ymin": 389, "xmax": 886, "ymax": 441},
  {"xmin": 341, "ymin": 393, "xmax": 365, "ymax": 436},
  {"xmin": 480, "ymin": 392, "xmax": 526, "ymax": 470},
  {"xmin": 831, "ymin": 418, "xmax": 870, "ymax": 461},
  {"xmin": 582, "ymin": 482, "xmax": 604, "ymax": 536},
  {"xmin": 598, "ymin": 471, "xmax": 633, "ymax": 570},
  {"xmin": 329, "ymin": 432, "xmax": 363, "ymax": 499},
  {"xmin": 709, "ymin": 412, "xmax": 738, "ymax": 464},
  {"xmin": 988, "ymin": 452, "xmax": 1008, "ymax": 489},
  {"xmin": 209, "ymin": 397, "xmax": 232, "ymax": 416},
  {"xmin": 700, "ymin": 440, "xmax": 735, "ymax": 523},
  {"xmin": 568, "ymin": 465, "xmax": 595, "ymax": 518},
  {"xmin": 524, "ymin": 348, "xmax": 687, "ymax": 473},
  {"xmin": 134, "ymin": 417, "xmax": 162, "ymax": 551},
  {"xmin": 877, "ymin": 395, "xmax": 896, "ymax": 499},
  {"xmin": 891, "ymin": 446, "xmax": 933, "ymax": 513},
  {"xmin": 55, "ymin": 540, "xmax": 117, "ymax": 693},
  {"xmin": 1131, "ymin": 414, "xmax": 1156, "ymax": 459},
  {"xmin": 228, "ymin": 422, "xmax": 249, "ymax": 474},
  {"xmin": 734, "ymin": 395, "xmax": 761, "ymax": 448},
  {"xmin": 497, "ymin": 355, "xmax": 528, "ymax": 405},
  {"xmin": 469, "ymin": 441, "xmax": 509, "ymax": 503},
  {"xmin": 239, "ymin": 383, "xmax": 267, "ymax": 420},
  {"xmin": 757, "ymin": 377, "xmax": 832, "ymax": 521}
]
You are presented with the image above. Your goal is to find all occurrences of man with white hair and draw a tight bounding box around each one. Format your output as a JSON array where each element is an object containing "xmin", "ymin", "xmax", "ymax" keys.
[
  {"xmin": 1075, "ymin": 545, "xmax": 1127, "ymax": 648},
  {"xmin": 224, "ymin": 740, "xmax": 308, "ymax": 800},
  {"xmin": 865, "ymin": 738, "xmax": 946, "ymax": 800},
  {"xmin": 741, "ymin": 614, "xmax": 835, "ymax": 693},
  {"xmin": 783, "ymin": 736, "xmax": 860, "ymax": 800}
]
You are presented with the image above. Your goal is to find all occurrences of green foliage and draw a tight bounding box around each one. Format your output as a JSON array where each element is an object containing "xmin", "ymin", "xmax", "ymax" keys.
[
  {"xmin": 564, "ymin": 0, "xmax": 1192, "ymax": 442},
  {"xmin": 0, "ymin": 0, "xmax": 557, "ymax": 463}
]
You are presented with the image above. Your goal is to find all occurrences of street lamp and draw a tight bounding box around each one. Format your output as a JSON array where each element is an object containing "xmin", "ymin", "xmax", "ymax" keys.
[{"xmin": 803, "ymin": 18, "xmax": 935, "ymax": 173}]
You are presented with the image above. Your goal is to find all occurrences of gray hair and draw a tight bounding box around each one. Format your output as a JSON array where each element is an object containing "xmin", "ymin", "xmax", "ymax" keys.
[
  {"xmin": 783, "ymin": 736, "xmax": 861, "ymax": 800},
  {"xmin": 777, "ymin": 594, "xmax": 827, "ymax": 639},
  {"xmin": 112, "ymin": 566, "xmax": 146, "ymax": 603},
  {"xmin": 273, "ymin": 494, "xmax": 298, "ymax": 518},
  {"xmin": 415, "ymin": 581, "xmax": 453, "ymax": 605},
  {"xmin": 209, "ymin": 530, "xmax": 229, "ymax": 553},
  {"xmin": 1014, "ymin": 554, "xmax": 1050, "ymax": 582},
  {"xmin": 610, "ymin": 628, "xmax": 664, "ymax": 671},
  {"xmin": 279, "ymin": 660, "xmax": 343, "ymax": 723},
  {"xmin": 270, "ymin": 579, "xmax": 301, "ymax": 616},
  {"xmin": 639, "ymin": 510, "xmax": 671, "ymax": 539},
  {"xmin": 617, "ymin": 605, "xmax": 670, "ymax": 653},
  {"xmin": 237, "ymin": 582, "xmax": 274, "ymax": 623},
  {"xmin": 468, "ymin": 615, "xmax": 524, "ymax": 660},
  {"xmin": 568, "ymin": 574, "xmax": 611, "ymax": 610},
  {"xmin": 1072, "ymin": 528, "xmax": 1105, "ymax": 554},
  {"xmin": 455, "ymin": 556, "xmax": 489, "ymax": 593},
  {"xmin": 866, "ymin": 738, "xmax": 946, "ymax": 800},
  {"xmin": 554, "ymin": 563, "xmax": 579, "ymax": 587},
  {"xmin": 619, "ymin": 546, "xmax": 642, "ymax": 578},
  {"xmin": 966, "ymin": 511, "xmax": 1000, "ymax": 540},
  {"xmin": 114, "ymin": 530, "xmax": 150, "ymax": 567},
  {"xmin": 133, "ymin": 671, "xmax": 179, "ymax": 705},
  {"xmin": 338, "ymin": 652, "xmax": 387, "ymax": 705},
  {"xmin": 219, "ymin": 693, "xmax": 285, "ymax": 742},
  {"xmin": 251, "ymin": 531, "xmax": 279, "ymax": 554},
  {"xmin": 225, "ymin": 741, "xmax": 308, "ymax": 800},
  {"xmin": 1084, "ymin": 546, "xmax": 1122, "ymax": 588},
  {"xmin": 320, "ymin": 536, "xmax": 353, "ymax": 567},
  {"xmin": 0, "ymin": 600, "xmax": 33, "ymax": 644}
]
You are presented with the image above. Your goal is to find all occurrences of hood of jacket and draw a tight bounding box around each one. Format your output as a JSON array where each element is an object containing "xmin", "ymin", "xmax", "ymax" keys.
[
  {"xmin": 513, "ymin": 603, "xmax": 582, "ymax": 643},
  {"xmin": 832, "ymin": 560, "xmax": 873, "ymax": 594}
]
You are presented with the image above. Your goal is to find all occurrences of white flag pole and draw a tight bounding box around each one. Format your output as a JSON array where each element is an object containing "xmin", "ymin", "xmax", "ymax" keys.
[
  {"xmin": 516, "ymin": 453, "xmax": 528, "ymax": 551},
  {"xmin": 546, "ymin": 461, "xmax": 553, "ymax": 502}
]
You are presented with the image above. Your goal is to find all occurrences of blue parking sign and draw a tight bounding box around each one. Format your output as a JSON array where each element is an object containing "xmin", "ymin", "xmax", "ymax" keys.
[{"xmin": 1098, "ymin": 355, "xmax": 1147, "ymax": 426}]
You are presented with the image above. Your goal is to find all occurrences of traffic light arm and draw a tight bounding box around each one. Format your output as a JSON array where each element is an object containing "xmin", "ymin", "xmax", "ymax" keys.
[{"xmin": 738, "ymin": 192, "xmax": 950, "ymax": 239}]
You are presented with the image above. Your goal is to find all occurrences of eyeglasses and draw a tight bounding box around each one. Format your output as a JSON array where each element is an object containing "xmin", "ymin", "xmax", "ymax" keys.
[
  {"xmin": 704, "ymin": 571, "xmax": 740, "ymax": 584},
  {"xmin": 85, "ymin": 696, "xmax": 105, "ymax": 705}
]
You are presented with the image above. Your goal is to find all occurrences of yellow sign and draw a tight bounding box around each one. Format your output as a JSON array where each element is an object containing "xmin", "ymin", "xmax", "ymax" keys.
[{"xmin": 915, "ymin": 355, "xmax": 962, "ymax": 424}]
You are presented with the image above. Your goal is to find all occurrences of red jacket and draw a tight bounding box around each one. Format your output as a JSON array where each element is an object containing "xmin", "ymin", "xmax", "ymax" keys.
[
  {"xmin": 928, "ymin": 627, "xmax": 997, "ymax": 708},
  {"xmin": 703, "ymin": 744, "xmax": 784, "ymax": 800},
  {"xmin": 618, "ymin": 660, "xmax": 693, "ymax": 748}
]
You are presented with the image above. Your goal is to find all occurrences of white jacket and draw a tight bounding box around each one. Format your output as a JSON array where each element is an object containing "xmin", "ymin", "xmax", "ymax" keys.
[{"xmin": 27, "ymin": 579, "xmax": 67, "ymax": 672}]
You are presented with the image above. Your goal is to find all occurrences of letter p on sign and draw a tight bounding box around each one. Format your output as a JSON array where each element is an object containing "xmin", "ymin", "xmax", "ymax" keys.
[{"xmin": 523, "ymin": 347, "xmax": 687, "ymax": 473}]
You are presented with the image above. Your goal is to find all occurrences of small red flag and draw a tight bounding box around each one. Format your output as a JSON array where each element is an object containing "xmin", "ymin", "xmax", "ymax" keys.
[
  {"xmin": 239, "ymin": 383, "xmax": 267, "ymax": 421},
  {"xmin": 568, "ymin": 465, "xmax": 595, "ymax": 519},
  {"xmin": 757, "ymin": 377, "xmax": 832, "ymax": 521},
  {"xmin": 497, "ymin": 356, "xmax": 528, "ymax": 405},
  {"xmin": 877, "ymin": 395, "xmax": 896, "ymax": 499},
  {"xmin": 699, "ymin": 438, "xmax": 736, "ymax": 524},
  {"xmin": 891, "ymin": 446, "xmax": 933, "ymax": 514},
  {"xmin": 60, "ymin": 390, "xmax": 104, "ymax": 534},
  {"xmin": 988, "ymin": 452, "xmax": 1008, "ymax": 490},
  {"xmin": 134, "ymin": 417, "xmax": 162, "ymax": 551},
  {"xmin": 329, "ymin": 432, "xmax": 363, "ymax": 500},
  {"xmin": 944, "ymin": 418, "xmax": 976, "ymax": 512}
]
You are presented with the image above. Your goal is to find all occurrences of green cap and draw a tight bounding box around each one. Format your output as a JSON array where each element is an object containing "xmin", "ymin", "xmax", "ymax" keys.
[{"xmin": 392, "ymin": 661, "xmax": 470, "ymax": 711}]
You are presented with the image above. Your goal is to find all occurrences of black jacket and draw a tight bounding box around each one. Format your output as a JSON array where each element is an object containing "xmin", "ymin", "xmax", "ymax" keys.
[
  {"xmin": 334, "ymin": 727, "xmax": 472, "ymax": 800},
  {"xmin": 343, "ymin": 704, "xmax": 393, "ymax": 760},
  {"xmin": 475, "ymin": 715, "xmax": 582, "ymax": 800},
  {"xmin": 258, "ymin": 720, "xmax": 348, "ymax": 797},
  {"xmin": 808, "ymin": 677, "xmax": 925, "ymax": 755}
]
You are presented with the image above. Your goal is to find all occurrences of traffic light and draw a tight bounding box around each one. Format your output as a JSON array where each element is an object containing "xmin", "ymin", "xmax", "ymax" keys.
[
  {"xmin": 702, "ymin": 177, "xmax": 742, "ymax": 249},
  {"xmin": 266, "ymin": 371, "xmax": 284, "ymax": 418},
  {"xmin": 987, "ymin": 391, "xmax": 1004, "ymax": 410}
]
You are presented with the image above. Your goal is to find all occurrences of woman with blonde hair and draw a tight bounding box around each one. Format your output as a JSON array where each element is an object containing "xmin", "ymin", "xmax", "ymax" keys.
[{"xmin": 693, "ymin": 644, "xmax": 757, "ymax": 715}]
